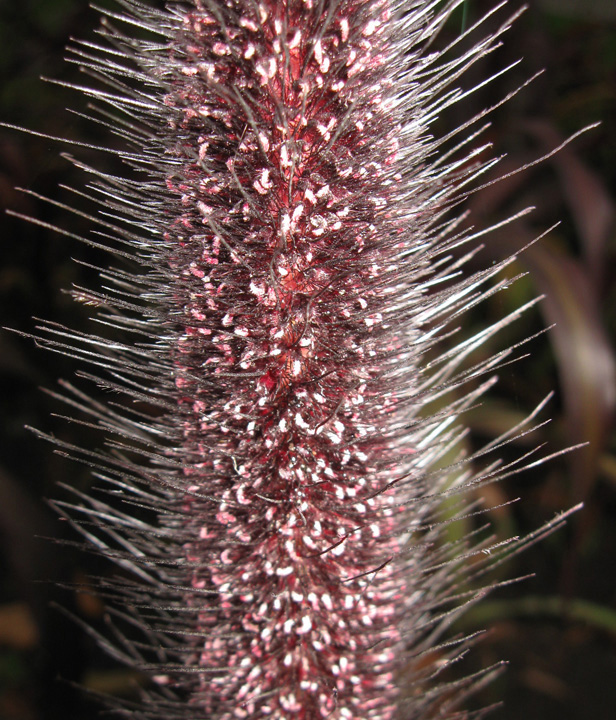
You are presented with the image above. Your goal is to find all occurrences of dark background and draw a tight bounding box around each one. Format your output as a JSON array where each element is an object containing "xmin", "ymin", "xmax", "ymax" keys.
[{"xmin": 0, "ymin": 1, "xmax": 615, "ymax": 718}]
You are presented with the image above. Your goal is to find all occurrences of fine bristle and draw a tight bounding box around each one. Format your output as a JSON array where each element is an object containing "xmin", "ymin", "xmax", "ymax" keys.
[{"xmin": 8, "ymin": 1, "xmax": 576, "ymax": 719}]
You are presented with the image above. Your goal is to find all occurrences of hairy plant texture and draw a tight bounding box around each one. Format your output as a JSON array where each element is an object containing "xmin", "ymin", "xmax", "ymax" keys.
[{"xmin": 7, "ymin": 0, "xmax": 578, "ymax": 719}]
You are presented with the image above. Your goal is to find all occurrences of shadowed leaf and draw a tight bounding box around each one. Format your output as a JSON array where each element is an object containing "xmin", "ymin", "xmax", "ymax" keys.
[{"xmin": 526, "ymin": 120, "xmax": 615, "ymax": 288}]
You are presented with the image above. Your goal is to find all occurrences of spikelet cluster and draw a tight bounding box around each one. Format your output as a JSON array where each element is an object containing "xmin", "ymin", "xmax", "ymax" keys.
[{"xmin": 12, "ymin": 1, "xmax": 572, "ymax": 719}]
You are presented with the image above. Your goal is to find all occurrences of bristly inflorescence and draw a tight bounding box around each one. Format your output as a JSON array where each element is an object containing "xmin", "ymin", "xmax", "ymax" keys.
[{"xmin": 8, "ymin": 1, "xmax": 577, "ymax": 719}]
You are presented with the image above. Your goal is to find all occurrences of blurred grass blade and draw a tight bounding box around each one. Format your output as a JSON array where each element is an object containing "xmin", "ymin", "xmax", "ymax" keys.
[
  {"xmin": 526, "ymin": 120, "xmax": 615, "ymax": 289},
  {"xmin": 521, "ymin": 237, "xmax": 616, "ymax": 502},
  {"xmin": 458, "ymin": 594, "xmax": 616, "ymax": 637}
]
